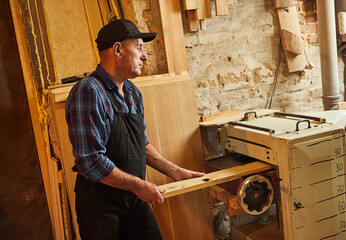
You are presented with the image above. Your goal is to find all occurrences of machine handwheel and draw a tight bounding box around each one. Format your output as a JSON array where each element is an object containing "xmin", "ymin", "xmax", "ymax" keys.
[{"xmin": 237, "ymin": 175, "xmax": 274, "ymax": 215}]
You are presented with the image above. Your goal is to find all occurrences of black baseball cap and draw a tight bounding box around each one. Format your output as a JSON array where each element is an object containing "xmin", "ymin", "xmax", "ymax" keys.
[{"xmin": 95, "ymin": 19, "xmax": 157, "ymax": 52}]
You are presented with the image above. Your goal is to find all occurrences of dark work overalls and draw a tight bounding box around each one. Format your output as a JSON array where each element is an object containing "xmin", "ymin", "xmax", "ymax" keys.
[{"xmin": 74, "ymin": 72, "xmax": 162, "ymax": 240}]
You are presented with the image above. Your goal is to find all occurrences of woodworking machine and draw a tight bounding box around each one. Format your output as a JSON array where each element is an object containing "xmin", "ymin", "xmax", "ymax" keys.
[{"xmin": 205, "ymin": 110, "xmax": 346, "ymax": 240}]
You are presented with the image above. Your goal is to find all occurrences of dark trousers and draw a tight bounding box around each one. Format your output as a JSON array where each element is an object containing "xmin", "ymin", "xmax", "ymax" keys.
[{"xmin": 75, "ymin": 175, "xmax": 162, "ymax": 240}]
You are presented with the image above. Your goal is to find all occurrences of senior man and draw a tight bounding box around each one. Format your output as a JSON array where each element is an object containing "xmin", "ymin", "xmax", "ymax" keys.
[{"xmin": 65, "ymin": 19, "xmax": 204, "ymax": 240}]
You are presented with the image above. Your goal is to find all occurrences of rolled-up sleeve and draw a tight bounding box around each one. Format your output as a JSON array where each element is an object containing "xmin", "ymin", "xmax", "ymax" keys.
[{"xmin": 65, "ymin": 79, "xmax": 115, "ymax": 182}]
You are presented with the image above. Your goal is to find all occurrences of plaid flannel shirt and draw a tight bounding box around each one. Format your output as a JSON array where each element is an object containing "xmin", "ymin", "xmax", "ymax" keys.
[{"xmin": 65, "ymin": 65, "xmax": 148, "ymax": 182}]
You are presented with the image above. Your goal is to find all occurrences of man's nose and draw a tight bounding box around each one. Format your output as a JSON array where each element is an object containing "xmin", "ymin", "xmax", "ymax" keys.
[{"xmin": 141, "ymin": 51, "xmax": 147, "ymax": 61}]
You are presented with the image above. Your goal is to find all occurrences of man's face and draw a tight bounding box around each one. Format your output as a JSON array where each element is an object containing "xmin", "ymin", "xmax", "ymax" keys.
[{"xmin": 120, "ymin": 38, "xmax": 147, "ymax": 79}]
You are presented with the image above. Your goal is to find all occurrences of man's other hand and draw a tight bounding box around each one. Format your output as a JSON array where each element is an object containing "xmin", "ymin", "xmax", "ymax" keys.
[{"xmin": 172, "ymin": 167, "xmax": 205, "ymax": 181}]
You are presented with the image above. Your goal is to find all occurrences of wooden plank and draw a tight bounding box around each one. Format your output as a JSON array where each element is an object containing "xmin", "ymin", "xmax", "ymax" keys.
[
  {"xmin": 186, "ymin": 10, "xmax": 198, "ymax": 32},
  {"xmin": 83, "ymin": 0, "xmax": 103, "ymax": 63},
  {"xmin": 183, "ymin": 0, "xmax": 198, "ymax": 10},
  {"xmin": 48, "ymin": 94, "xmax": 81, "ymax": 240},
  {"xmin": 280, "ymin": 29, "xmax": 303, "ymax": 55},
  {"xmin": 199, "ymin": 109, "xmax": 278, "ymax": 127},
  {"xmin": 205, "ymin": 185, "xmax": 239, "ymax": 208},
  {"xmin": 215, "ymin": 0, "xmax": 229, "ymax": 16},
  {"xmin": 47, "ymin": 157, "xmax": 65, "ymax": 240},
  {"xmin": 274, "ymin": 0, "xmax": 294, "ymax": 9},
  {"xmin": 58, "ymin": 170, "xmax": 73, "ymax": 240},
  {"xmin": 276, "ymin": 7, "xmax": 308, "ymax": 72},
  {"xmin": 97, "ymin": 0, "xmax": 111, "ymax": 25},
  {"xmin": 201, "ymin": 109, "xmax": 240, "ymax": 122},
  {"xmin": 197, "ymin": 0, "xmax": 212, "ymax": 19},
  {"xmin": 160, "ymin": 161, "xmax": 272, "ymax": 198},
  {"xmin": 200, "ymin": 19, "xmax": 207, "ymax": 30},
  {"xmin": 158, "ymin": 0, "xmax": 188, "ymax": 73},
  {"xmin": 205, "ymin": 186, "xmax": 243, "ymax": 216},
  {"xmin": 108, "ymin": 0, "xmax": 121, "ymax": 19}
]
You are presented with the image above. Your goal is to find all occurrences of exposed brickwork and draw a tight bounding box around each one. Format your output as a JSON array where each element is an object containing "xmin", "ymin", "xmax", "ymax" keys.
[{"xmin": 296, "ymin": 0, "xmax": 319, "ymax": 45}]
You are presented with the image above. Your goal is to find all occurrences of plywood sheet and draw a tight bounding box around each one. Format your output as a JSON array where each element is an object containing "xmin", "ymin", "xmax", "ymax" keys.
[{"xmin": 48, "ymin": 73, "xmax": 214, "ymax": 240}]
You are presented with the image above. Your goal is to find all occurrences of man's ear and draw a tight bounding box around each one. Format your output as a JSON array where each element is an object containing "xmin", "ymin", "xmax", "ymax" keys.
[{"xmin": 112, "ymin": 42, "xmax": 121, "ymax": 57}]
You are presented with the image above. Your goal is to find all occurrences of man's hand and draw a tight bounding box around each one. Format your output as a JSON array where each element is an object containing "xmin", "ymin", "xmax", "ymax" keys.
[
  {"xmin": 171, "ymin": 167, "xmax": 205, "ymax": 181},
  {"xmin": 134, "ymin": 180, "xmax": 166, "ymax": 205}
]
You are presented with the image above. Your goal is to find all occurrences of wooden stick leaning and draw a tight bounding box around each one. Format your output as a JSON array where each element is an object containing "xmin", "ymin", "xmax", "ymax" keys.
[{"xmin": 160, "ymin": 161, "xmax": 272, "ymax": 198}]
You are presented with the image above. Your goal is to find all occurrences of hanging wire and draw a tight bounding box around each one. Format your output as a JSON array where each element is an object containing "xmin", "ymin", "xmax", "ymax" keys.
[{"xmin": 266, "ymin": 39, "xmax": 282, "ymax": 109}]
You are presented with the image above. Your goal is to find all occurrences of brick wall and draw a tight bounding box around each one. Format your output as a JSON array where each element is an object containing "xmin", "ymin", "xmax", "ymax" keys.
[{"xmin": 296, "ymin": 0, "xmax": 319, "ymax": 45}]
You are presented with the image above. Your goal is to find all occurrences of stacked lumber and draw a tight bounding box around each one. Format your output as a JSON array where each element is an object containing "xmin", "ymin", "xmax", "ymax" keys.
[{"xmin": 183, "ymin": 0, "xmax": 238, "ymax": 32}]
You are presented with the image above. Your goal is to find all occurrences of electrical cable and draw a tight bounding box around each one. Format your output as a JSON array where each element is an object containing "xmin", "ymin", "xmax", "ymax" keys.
[{"xmin": 266, "ymin": 40, "xmax": 282, "ymax": 109}]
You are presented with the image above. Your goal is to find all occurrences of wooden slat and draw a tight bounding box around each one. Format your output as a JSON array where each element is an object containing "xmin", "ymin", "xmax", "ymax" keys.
[
  {"xmin": 276, "ymin": 7, "xmax": 308, "ymax": 72},
  {"xmin": 47, "ymin": 157, "xmax": 65, "ymax": 240},
  {"xmin": 205, "ymin": 186, "xmax": 243, "ymax": 216},
  {"xmin": 201, "ymin": 109, "xmax": 240, "ymax": 122},
  {"xmin": 199, "ymin": 109, "xmax": 278, "ymax": 127},
  {"xmin": 97, "ymin": 0, "xmax": 111, "ymax": 25},
  {"xmin": 186, "ymin": 10, "xmax": 198, "ymax": 32},
  {"xmin": 108, "ymin": 0, "xmax": 121, "ymax": 19},
  {"xmin": 183, "ymin": 0, "xmax": 198, "ymax": 10},
  {"xmin": 83, "ymin": 0, "xmax": 104, "ymax": 63},
  {"xmin": 158, "ymin": 0, "xmax": 188, "ymax": 73},
  {"xmin": 160, "ymin": 161, "xmax": 272, "ymax": 198},
  {"xmin": 200, "ymin": 19, "xmax": 207, "ymax": 30},
  {"xmin": 48, "ymin": 94, "xmax": 81, "ymax": 240},
  {"xmin": 215, "ymin": 0, "xmax": 229, "ymax": 16},
  {"xmin": 197, "ymin": 0, "xmax": 212, "ymax": 19},
  {"xmin": 274, "ymin": 0, "xmax": 294, "ymax": 9}
]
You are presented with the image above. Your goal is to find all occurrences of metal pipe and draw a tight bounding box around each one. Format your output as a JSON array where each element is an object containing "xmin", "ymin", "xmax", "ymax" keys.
[
  {"xmin": 335, "ymin": 0, "xmax": 346, "ymax": 101},
  {"xmin": 316, "ymin": 0, "xmax": 341, "ymax": 110}
]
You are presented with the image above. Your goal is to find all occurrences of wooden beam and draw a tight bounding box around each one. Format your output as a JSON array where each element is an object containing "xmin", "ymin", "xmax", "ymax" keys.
[
  {"xmin": 200, "ymin": 109, "xmax": 240, "ymax": 122},
  {"xmin": 215, "ymin": 0, "xmax": 229, "ymax": 16},
  {"xmin": 83, "ymin": 0, "xmax": 103, "ymax": 64},
  {"xmin": 197, "ymin": 0, "xmax": 212, "ymax": 19},
  {"xmin": 160, "ymin": 161, "xmax": 272, "ymax": 198},
  {"xmin": 183, "ymin": 0, "xmax": 198, "ymax": 10},
  {"xmin": 186, "ymin": 10, "xmax": 198, "ymax": 32},
  {"xmin": 274, "ymin": 0, "xmax": 294, "ymax": 9},
  {"xmin": 158, "ymin": 0, "xmax": 188, "ymax": 73}
]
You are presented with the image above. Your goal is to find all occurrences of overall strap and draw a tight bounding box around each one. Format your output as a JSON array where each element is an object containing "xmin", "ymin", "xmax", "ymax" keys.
[
  {"xmin": 90, "ymin": 71, "xmax": 142, "ymax": 114},
  {"xmin": 90, "ymin": 71, "xmax": 121, "ymax": 113},
  {"xmin": 127, "ymin": 81, "xmax": 143, "ymax": 114}
]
